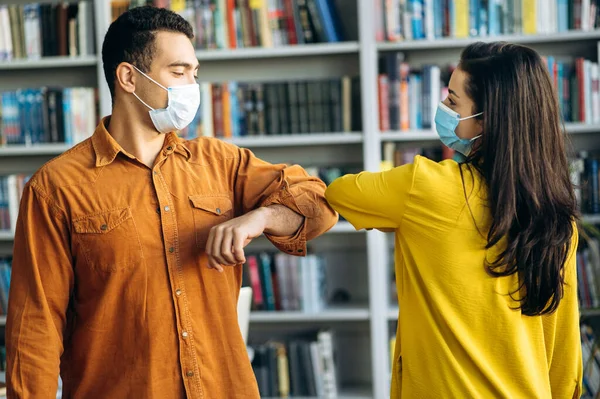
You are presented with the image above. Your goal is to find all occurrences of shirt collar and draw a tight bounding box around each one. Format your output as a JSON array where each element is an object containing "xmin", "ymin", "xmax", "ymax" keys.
[{"xmin": 92, "ymin": 117, "xmax": 192, "ymax": 167}]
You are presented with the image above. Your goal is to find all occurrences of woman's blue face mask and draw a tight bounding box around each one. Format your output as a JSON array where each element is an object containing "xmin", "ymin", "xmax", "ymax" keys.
[{"xmin": 434, "ymin": 102, "xmax": 483, "ymax": 156}]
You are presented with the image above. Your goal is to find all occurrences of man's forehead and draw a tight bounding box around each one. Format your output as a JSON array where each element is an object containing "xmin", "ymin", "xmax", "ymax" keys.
[{"xmin": 153, "ymin": 31, "xmax": 197, "ymax": 65}]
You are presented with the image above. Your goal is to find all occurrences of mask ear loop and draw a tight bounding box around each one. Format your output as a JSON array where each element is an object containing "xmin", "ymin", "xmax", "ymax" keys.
[
  {"xmin": 133, "ymin": 92, "xmax": 155, "ymax": 111},
  {"xmin": 131, "ymin": 64, "xmax": 168, "ymax": 111},
  {"xmin": 132, "ymin": 65, "xmax": 168, "ymax": 90}
]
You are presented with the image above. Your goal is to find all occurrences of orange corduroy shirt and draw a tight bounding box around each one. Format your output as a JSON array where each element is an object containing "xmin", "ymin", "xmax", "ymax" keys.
[{"xmin": 6, "ymin": 117, "xmax": 337, "ymax": 399}]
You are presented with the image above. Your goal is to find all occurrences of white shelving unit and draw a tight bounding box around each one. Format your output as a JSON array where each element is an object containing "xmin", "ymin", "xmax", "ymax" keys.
[{"xmin": 1, "ymin": 1, "xmax": 600, "ymax": 397}]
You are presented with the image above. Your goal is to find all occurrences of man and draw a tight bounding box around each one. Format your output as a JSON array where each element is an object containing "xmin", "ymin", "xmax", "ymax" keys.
[{"xmin": 6, "ymin": 6, "xmax": 337, "ymax": 398}]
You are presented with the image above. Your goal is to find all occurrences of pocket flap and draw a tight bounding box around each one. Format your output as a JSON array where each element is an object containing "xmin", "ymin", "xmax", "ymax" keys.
[
  {"xmin": 189, "ymin": 195, "xmax": 233, "ymax": 216},
  {"xmin": 73, "ymin": 208, "xmax": 133, "ymax": 234}
]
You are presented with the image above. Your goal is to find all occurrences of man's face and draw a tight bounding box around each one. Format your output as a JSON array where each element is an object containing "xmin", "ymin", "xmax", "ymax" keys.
[{"xmin": 135, "ymin": 31, "xmax": 199, "ymax": 109}]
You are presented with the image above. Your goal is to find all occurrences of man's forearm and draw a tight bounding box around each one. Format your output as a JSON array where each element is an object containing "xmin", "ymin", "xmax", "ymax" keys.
[{"xmin": 259, "ymin": 204, "xmax": 304, "ymax": 237}]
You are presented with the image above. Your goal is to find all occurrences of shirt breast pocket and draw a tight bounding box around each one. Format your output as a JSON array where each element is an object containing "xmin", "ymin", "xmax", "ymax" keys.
[
  {"xmin": 72, "ymin": 207, "xmax": 144, "ymax": 273},
  {"xmin": 189, "ymin": 195, "xmax": 234, "ymax": 249}
]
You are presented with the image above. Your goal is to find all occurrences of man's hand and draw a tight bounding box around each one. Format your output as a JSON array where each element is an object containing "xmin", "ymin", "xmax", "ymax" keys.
[
  {"xmin": 205, "ymin": 205, "xmax": 305, "ymax": 272},
  {"xmin": 205, "ymin": 208, "xmax": 269, "ymax": 271}
]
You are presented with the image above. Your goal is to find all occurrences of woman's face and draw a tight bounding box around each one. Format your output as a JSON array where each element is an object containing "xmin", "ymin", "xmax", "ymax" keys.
[{"xmin": 442, "ymin": 68, "xmax": 483, "ymax": 140}]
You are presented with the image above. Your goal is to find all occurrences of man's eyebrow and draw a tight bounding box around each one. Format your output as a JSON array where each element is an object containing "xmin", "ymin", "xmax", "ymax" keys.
[{"xmin": 168, "ymin": 61, "xmax": 200, "ymax": 70}]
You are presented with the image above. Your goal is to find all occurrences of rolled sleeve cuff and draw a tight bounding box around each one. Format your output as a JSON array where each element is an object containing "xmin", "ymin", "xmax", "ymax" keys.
[{"xmin": 260, "ymin": 186, "xmax": 319, "ymax": 256}]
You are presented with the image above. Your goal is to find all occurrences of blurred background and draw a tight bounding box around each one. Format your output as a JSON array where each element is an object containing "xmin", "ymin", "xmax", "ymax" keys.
[{"xmin": 0, "ymin": 0, "xmax": 600, "ymax": 398}]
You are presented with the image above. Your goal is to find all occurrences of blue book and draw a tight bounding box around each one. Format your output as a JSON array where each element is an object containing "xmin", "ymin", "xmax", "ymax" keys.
[
  {"xmin": 63, "ymin": 88, "xmax": 72, "ymax": 144},
  {"xmin": 434, "ymin": 0, "xmax": 444, "ymax": 37},
  {"xmin": 228, "ymin": 82, "xmax": 239, "ymax": 137},
  {"xmin": 557, "ymin": 0, "xmax": 568, "ymax": 32},
  {"xmin": 259, "ymin": 253, "xmax": 276, "ymax": 311},
  {"xmin": 557, "ymin": 62, "xmax": 565, "ymax": 120},
  {"xmin": 479, "ymin": 1, "xmax": 488, "ymax": 36},
  {"xmin": 488, "ymin": 0, "xmax": 499, "ymax": 35},
  {"xmin": 469, "ymin": 0, "xmax": 479, "ymax": 36},
  {"xmin": 411, "ymin": 0, "xmax": 425, "ymax": 39},
  {"xmin": 315, "ymin": 0, "xmax": 341, "ymax": 42}
]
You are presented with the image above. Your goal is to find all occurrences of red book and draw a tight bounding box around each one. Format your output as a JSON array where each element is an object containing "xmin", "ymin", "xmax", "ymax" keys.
[
  {"xmin": 282, "ymin": 0, "xmax": 298, "ymax": 45},
  {"xmin": 378, "ymin": 74, "xmax": 390, "ymax": 131}
]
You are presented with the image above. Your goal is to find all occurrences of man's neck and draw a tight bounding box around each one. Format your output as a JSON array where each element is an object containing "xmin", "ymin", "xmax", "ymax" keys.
[{"xmin": 107, "ymin": 106, "xmax": 166, "ymax": 168}]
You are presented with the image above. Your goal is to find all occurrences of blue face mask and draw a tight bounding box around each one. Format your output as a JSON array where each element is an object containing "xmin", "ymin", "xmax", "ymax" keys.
[{"xmin": 434, "ymin": 102, "xmax": 483, "ymax": 156}]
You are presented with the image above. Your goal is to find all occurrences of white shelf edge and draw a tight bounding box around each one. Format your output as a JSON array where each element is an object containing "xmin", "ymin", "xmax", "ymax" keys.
[
  {"xmin": 583, "ymin": 215, "xmax": 600, "ymax": 224},
  {"xmin": 0, "ymin": 315, "xmax": 5, "ymax": 326},
  {"xmin": 0, "ymin": 144, "xmax": 72, "ymax": 156},
  {"xmin": 0, "ymin": 232, "xmax": 13, "ymax": 241},
  {"xmin": 196, "ymin": 42, "xmax": 360, "ymax": 60},
  {"xmin": 249, "ymin": 308, "xmax": 370, "ymax": 323},
  {"xmin": 0, "ymin": 55, "xmax": 98, "ymax": 70},
  {"xmin": 377, "ymin": 30, "xmax": 600, "ymax": 51},
  {"xmin": 581, "ymin": 309, "xmax": 600, "ymax": 317},
  {"xmin": 380, "ymin": 124, "xmax": 600, "ymax": 142},
  {"xmin": 387, "ymin": 307, "xmax": 399, "ymax": 320},
  {"xmin": 225, "ymin": 132, "xmax": 363, "ymax": 148},
  {"xmin": 262, "ymin": 386, "xmax": 372, "ymax": 399}
]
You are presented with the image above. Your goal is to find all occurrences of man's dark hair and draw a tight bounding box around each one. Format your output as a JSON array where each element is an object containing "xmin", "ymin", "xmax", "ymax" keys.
[{"xmin": 101, "ymin": 6, "xmax": 194, "ymax": 99}]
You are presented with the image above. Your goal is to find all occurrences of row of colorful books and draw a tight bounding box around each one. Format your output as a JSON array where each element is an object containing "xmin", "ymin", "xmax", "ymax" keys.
[
  {"xmin": 113, "ymin": 0, "xmax": 345, "ymax": 49},
  {"xmin": 376, "ymin": 0, "xmax": 600, "ymax": 42},
  {"xmin": 0, "ymin": 1, "xmax": 95, "ymax": 61}
]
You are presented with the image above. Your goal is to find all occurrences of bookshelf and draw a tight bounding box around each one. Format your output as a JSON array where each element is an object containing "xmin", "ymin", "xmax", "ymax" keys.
[{"xmin": 1, "ymin": 0, "xmax": 600, "ymax": 398}]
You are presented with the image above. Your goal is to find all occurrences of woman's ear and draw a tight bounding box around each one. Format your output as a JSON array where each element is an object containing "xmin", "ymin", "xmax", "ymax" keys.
[
  {"xmin": 476, "ymin": 117, "xmax": 484, "ymax": 135},
  {"xmin": 115, "ymin": 62, "xmax": 137, "ymax": 95}
]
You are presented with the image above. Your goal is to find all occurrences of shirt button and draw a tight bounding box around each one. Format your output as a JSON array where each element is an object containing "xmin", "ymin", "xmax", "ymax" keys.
[
  {"xmin": 164, "ymin": 206, "xmax": 170, "ymax": 212},
  {"xmin": 216, "ymin": 208, "xmax": 221, "ymax": 214},
  {"xmin": 186, "ymin": 371, "xmax": 194, "ymax": 377},
  {"xmin": 100, "ymin": 224, "xmax": 108, "ymax": 231},
  {"xmin": 153, "ymin": 171, "xmax": 158, "ymax": 175},
  {"xmin": 169, "ymin": 247, "xmax": 175, "ymax": 253},
  {"xmin": 182, "ymin": 331, "xmax": 189, "ymax": 338},
  {"xmin": 167, "ymin": 146, "xmax": 173, "ymax": 151},
  {"xmin": 175, "ymin": 289, "xmax": 182, "ymax": 296}
]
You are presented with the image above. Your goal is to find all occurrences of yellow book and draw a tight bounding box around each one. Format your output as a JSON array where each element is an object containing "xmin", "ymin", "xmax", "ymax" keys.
[
  {"xmin": 454, "ymin": 0, "xmax": 469, "ymax": 38},
  {"xmin": 249, "ymin": 0, "xmax": 272, "ymax": 47},
  {"xmin": 390, "ymin": 335, "xmax": 396, "ymax": 371},
  {"xmin": 170, "ymin": 0, "xmax": 186, "ymax": 12},
  {"xmin": 522, "ymin": 0, "xmax": 537, "ymax": 34}
]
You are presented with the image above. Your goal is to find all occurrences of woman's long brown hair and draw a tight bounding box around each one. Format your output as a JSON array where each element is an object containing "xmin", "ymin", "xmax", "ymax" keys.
[{"xmin": 459, "ymin": 42, "xmax": 578, "ymax": 316}]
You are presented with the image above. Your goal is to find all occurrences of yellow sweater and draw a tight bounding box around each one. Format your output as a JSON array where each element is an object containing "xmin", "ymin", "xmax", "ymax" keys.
[{"xmin": 325, "ymin": 155, "xmax": 582, "ymax": 399}]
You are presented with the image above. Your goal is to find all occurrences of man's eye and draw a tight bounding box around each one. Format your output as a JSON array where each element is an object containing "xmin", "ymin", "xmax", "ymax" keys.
[{"xmin": 173, "ymin": 72, "xmax": 184, "ymax": 76}]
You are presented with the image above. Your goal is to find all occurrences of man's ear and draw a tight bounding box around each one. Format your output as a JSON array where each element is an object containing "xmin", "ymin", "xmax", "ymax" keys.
[{"xmin": 115, "ymin": 63, "xmax": 137, "ymax": 94}]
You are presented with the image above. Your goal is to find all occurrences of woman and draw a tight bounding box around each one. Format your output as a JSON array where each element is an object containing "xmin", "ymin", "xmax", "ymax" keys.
[{"xmin": 326, "ymin": 42, "xmax": 582, "ymax": 398}]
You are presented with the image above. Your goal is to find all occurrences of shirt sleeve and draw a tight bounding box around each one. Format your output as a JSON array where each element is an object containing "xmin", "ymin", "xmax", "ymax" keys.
[
  {"xmin": 233, "ymin": 147, "xmax": 338, "ymax": 255},
  {"xmin": 543, "ymin": 231, "xmax": 583, "ymax": 399},
  {"xmin": 6, "ymin": 182, "xmax": 74, "ymax": 398},
  {"xmin": 324, "ymin": 159, "xmax": 419, "ymax": 231}
]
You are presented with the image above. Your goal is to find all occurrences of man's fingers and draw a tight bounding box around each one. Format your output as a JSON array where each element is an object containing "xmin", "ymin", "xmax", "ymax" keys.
[
  {"xmin": 232, "ymin": 227, "xmax": 247, "ymax": 264},
  {"xmin": 208, "ymin": 226, "xmax": 225, "ymax": 271},
  {"xmin": 220, "ymin": 228, "xmax": 237, "ymax": 265}
]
